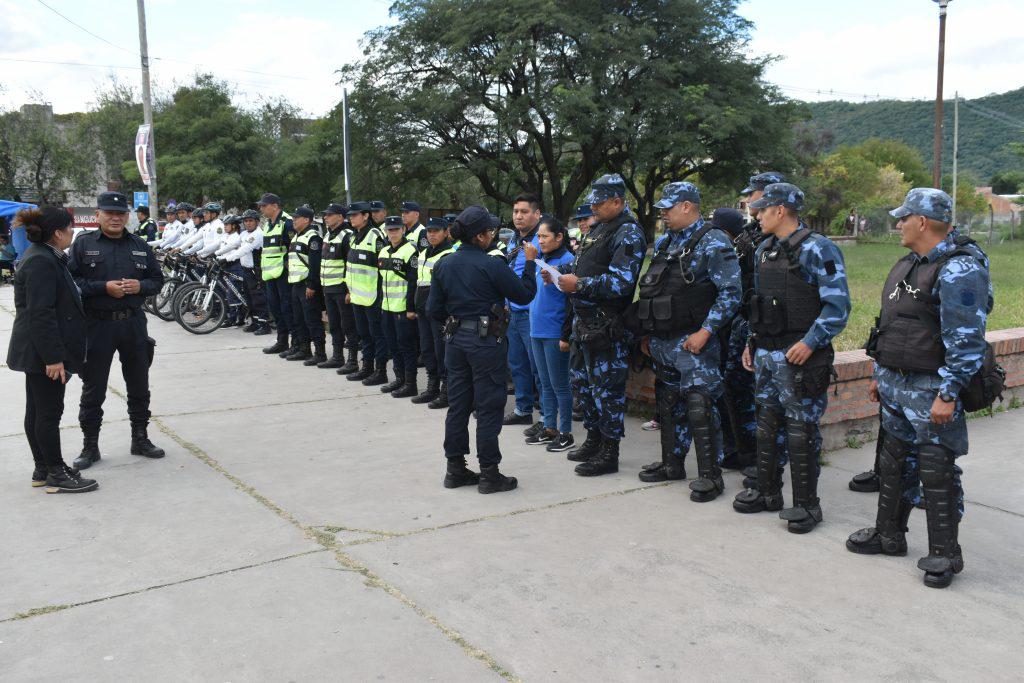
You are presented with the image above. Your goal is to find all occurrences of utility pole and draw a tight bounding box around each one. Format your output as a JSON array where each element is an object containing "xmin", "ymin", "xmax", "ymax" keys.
[
  {"xmin": 342, "ymin": 87, "xmax": 352, "ymax": 205},
  {"xmin": 951, "ymin": 91, "xmax": 959, "ymax": 224},
  {"xmin": 932, "ymin": 0, "xmax": 951, "ymax": 189},
  {"xmin": 136, "ymin": 0, "xmax": 158, "ymax": 211}
]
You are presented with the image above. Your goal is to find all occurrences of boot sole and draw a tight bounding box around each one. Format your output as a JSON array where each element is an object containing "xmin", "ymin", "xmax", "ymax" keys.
[
  {"xmin": 690, "ymin": 491, "xmax": 722, "ymax": 503},
  {"xmin": 787, "ymin": 521, "xmax": 819, "ymax": 534},
  {"xmin": 844, "ymin": 540, "xmax": 907, "ymax": 556},
  {"xmin": 478, "ymin": 482, "xmax": 518, "ymax": 494},
  {"xmin": 923, "ymin": 572, "xmax": 954, "ymax": 588},
  {"xmin": 31, "ymin": 480, "xmax": 47, "ymax": 488},
  {"xmin": 443, "ymin": 476, "xmax": 480, "ymax": 489},
  {"xmin": 848, "ymin": 483, "xmax": 880, "ymax": 493},
  {"xmin": 46, "ymin": 482, "xmax": 99, "ymax": 494},
  {"xmin": 574, "ymin": 467, "xmax": 618, "ymax": 477},
  {"xmin": 131, "ymin": 449, "xmax": 165, "ymax": 459}
]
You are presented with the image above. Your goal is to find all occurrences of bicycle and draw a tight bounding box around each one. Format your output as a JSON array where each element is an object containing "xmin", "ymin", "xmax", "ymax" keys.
[{"xmin": 173, "ymin": 260, "xmax": 249, "ymax": 334}]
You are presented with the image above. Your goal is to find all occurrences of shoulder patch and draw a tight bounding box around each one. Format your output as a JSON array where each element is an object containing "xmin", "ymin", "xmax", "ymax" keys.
[
  {"xmin": 824, "ymin": 260, "xmax": 836, "ymax": 275},
  {"xmin": 960, "ymin": 289, "xmax": 976, "ymax": 307}
]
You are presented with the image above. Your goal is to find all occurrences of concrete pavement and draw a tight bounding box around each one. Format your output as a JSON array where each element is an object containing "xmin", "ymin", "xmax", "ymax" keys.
[{"xmin": 1, "ymin": 285, "xmax": 1023, "ymax": 681}]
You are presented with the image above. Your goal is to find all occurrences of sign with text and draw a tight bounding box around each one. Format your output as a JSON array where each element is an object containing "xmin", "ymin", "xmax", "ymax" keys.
[{"xmin": 134, "ymin": 191, "xmax": 149, "ymax": 209}]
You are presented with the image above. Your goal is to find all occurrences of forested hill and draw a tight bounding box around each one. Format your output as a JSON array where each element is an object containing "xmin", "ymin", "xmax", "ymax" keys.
[{"xmin": 804, "ymin": 87, "xmax": 1024, "ymax": 181}]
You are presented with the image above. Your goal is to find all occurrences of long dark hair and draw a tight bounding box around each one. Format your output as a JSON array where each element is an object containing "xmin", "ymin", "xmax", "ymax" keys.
[
  {"xmin": 538, "ymin": 217, "xmax": 573, "ymax": 255},
  {"xmin": 18, "ymin": 207, "xmax": 73, "ymax": 244}
]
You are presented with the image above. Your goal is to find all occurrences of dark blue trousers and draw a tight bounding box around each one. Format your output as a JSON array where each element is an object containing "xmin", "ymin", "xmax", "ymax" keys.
[
  {"xmin": 290, "ymin": 283, "xmax": 324, "ymax": 344},
  {"xmin": 382, "ymin": 311, "xmax": 417, "ymax": 375},
  {"xmin": 352, "ymin": 301, "xmax": 388, "ymax": 363},
  {"xmin": 444, "ymin": 328, "xmax": 507, "ymax": 466},
  {"xmin": 264, "ymin": 276, "xmax": 295, "ymax": 335},
  {"xmin": 79, "ymin": 312, "xmax": 152, "ymax": 433}
]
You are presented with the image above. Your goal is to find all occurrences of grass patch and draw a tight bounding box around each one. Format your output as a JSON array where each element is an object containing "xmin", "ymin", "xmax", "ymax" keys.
[{"xmin": 835, "ymin": 239, "xmax": 1024, "ymax": 352}]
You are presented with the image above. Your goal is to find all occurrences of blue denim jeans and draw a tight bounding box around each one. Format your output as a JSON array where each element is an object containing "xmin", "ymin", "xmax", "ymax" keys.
[
  {"xmin": 506, "ymin": 309, "xmax": 538, "ymax": 416},
  {"xmin": 531, "ymin": 337, "xmax": 572, "ymax": 434}
]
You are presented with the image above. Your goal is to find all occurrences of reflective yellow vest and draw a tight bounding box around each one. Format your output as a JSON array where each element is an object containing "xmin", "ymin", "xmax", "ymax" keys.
[
  {"xmin": 287, "ymin": 226, "xmax": 321, "ymax": 284},
  {"xmin": 345, "ymin": 225, "xmax": 385, "ymax": 306},
  {"xmin": 320, "ymin": 226, "xmax": 351, "ymax": 287},
  {"xmin": 379, "ymin": 240, "xmax": 417, "ymax": 313},
  {"xmin": 416, "ymin": 243, "xmax": 455, "ymax": 288},
  {"xmin": 261, "ymin": 211, "xmax": 292, "ymax": 281}
]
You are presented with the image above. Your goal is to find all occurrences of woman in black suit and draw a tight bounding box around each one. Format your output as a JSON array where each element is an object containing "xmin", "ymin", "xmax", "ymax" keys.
[{"xmin": 6, "ymin": 207, "xmax": 98, "ymax": 493}]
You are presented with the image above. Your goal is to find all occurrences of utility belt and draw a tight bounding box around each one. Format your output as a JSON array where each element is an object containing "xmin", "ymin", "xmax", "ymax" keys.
[
  {"xmin": 749, "ymin": 331, "xmax": 804, "ymax": 352},
  {"xmin": 748, "ymin": 335, "xmax": 837, "ymax": 398},
  {"xmin": 86, "ymin": 307, "xmax": 139, "ymax": 321},
  {"xmin": 444, "ymin": 305, "xmax": 509, "ymax": 342}
]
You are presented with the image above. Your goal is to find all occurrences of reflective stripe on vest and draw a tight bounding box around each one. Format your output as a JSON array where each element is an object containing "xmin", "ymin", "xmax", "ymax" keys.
[
  {"xmin": 416, "ymin": 246, "xmax": 455, "ymax": 287},
  {"xmin": 287, "ymin": 228, "xmax": 320, "ymax": 284},
  {"xmin": 320, "ymin": 229, "xmax": 351, "ymax": 286},
  {"xmin": 380, "ymin": 241, "xmax": 417, "ymax": 313},
  {"xmin": 346, "ymin": 228, "xmax": 383, "ymax": 306},
  {"xmin": 260, "ymin": 212, "xmax": 292, "ymax": 281}
]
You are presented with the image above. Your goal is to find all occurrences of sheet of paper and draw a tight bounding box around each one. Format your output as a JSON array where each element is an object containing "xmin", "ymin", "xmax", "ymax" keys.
[{"xmin": 537, "ymin": 258, "xmax": 565, "ymax": 291}]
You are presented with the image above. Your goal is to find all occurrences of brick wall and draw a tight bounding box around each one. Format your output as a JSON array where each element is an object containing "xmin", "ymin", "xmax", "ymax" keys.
[{"xmin": 626, "ymin": 327, "xmax": 1024, "ymax": 451}]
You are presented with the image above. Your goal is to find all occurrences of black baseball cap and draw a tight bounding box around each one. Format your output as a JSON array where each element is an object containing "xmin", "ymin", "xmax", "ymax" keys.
[
  {"xmin": 257, "ymin": 193, "xmax": 281, "ymax": 206},
  {"xmin": 348, "ymin": 201, "xmax": 371, "ymax": 213},
  {"xmin": 425, "ymin": 217, "xmax": 447, "ymax": 231},
  {"xmin": 324, "ymin": 203, "xmax": 348, "ymax": 216},
  {"xmin": 369, "ymin": 200, "xmax": 386, "ymax": 211},
  {"xmin": 383, "ymin": 215, "xmax": 404, "ymax": 229},
  {"xmin": 293, "ymin": 206, "xmax": 315, "ymax": 219},
  {"xmin": 455, "ymin": 205, "xmax": 500, "ymax": 239},
  {"xmin": 97, "ymin": 191, "xmax": 130, "ymax": 212},
  {"xmin": 401, "ymin": 201, "xmax": 422, "ymax": 212}
]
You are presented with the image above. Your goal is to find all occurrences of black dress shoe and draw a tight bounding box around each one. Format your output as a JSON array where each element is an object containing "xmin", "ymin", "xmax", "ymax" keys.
[{"xmin": 502, "ymin": 411, "xmax": 532, "ymax": 426}]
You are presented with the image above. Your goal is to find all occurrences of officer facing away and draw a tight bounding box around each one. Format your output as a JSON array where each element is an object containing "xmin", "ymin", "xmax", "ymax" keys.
[
  {"xmin": 847, "ymin": 188, "xmax": 991, "ymax": 589},
  {"xmin": 734, "ymin": 183, "xmax": 851, "ymax": 534},
  {"xmin": 635, "ymin": 182, "xmax": 741, "ymax": 502},
  {"xmin": 69, "ymin": 191, "xmax": 166, "ymax": 469},
  {"xmin": 550, "ymin": 173, "xmax": 647, "ymax": 477},
  {"xmin": 428, "ymin": 205, "xmax": 538, "ymax": 494}
]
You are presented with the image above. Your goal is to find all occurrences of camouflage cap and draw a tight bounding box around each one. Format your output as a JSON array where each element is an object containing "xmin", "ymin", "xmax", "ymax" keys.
[
  {"xmin": 889, "ymin": 187, "xmax": 953, "ymax": 223},
  {"xmin": 742, "ymin": 171, "xmax": 786, "ymax": 195},
  {"xmin": 748, "ymin": 182, "xmax": 805, "ymax": 212},
  {"xmin": 653, "ymin": 181, "xmax": 701, "ymax": 209},
  {"xmin": 585, "ymin": 173, "xmax": 627, "ymax": 204}
]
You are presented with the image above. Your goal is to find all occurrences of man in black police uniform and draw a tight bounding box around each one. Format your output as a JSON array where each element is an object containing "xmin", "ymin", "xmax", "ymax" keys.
[
  {"xmin": 428, "ymin": 206, "xmax": 538, "ymax": 494},
  {"xmin": 70, "ymin": 192, "xmax": 165, "ymax": 469}
]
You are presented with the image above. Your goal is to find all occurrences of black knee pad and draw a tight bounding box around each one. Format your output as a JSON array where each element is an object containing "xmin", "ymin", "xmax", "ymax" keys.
[{"xmin": 684, "ymin": 390, "xmax": 713, "ymax": 432}]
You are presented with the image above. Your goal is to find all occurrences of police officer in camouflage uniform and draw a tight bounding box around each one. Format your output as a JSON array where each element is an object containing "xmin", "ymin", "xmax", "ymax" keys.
[
  {"xmin": 847, "ymin": 188, "xmax": 991, "ymax": 589},
  {"xmin": 551, "ymin": 174, "xmax": 647, "ymax": 476},
  {"xmin": 634, "ymin": 182, "xmax": 741, "ymax": 502},
  {"xmin": 732, "ymin": 183, "xmax": 851, "ymax": 534}
]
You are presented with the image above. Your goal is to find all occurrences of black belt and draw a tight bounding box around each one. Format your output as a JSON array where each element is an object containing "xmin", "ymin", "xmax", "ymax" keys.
[
  {"xmin": 86, "ymin": 308, "xmax": 138, "ymax": 321},
  {"xmin": 458, "ymin": 319, "xmax": 482, "ymax": 331}
]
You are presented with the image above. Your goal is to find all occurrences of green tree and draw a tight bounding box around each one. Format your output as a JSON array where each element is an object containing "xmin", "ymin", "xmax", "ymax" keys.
[
  {"xmin": 83, "ymin": 78, "xmax": 144, "ymax": 189},
  {"xmin": 845, "ymin": 138, "xmax": 931, "ymax": 187},
  {"xmin": 341, "ymin": 0, "xmax": 796, "ymax": 226},
  {"xmin": 990, "ymin": 170, "xmax": 1024, "ymax": 194}
]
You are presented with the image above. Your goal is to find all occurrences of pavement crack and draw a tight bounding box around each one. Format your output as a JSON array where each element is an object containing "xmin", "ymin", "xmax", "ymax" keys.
[
  {"xmin": 0, "ymin": 549, "xmax": 327, "ymax": 623},
  {"xmin": 149, "ymin": 417, "xmax": 519, "ymax": 681}
]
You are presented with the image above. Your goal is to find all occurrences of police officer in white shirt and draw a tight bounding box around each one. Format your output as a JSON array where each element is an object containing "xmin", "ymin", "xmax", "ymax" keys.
[{"xmin": 223, "ymin": 208, "xmax": 269, "ymax": 334}]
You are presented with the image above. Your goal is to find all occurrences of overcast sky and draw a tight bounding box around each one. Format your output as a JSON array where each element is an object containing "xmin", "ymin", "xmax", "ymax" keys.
[{"xmin": 2, "ymin": 0, "xmax": 1022, "ymax": 116}]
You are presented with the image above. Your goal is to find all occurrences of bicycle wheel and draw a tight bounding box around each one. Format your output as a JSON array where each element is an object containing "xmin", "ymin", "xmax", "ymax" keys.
[
  {"xmin": 154, "ymin": 277, "xmax": 184, "ymax": 321},
  {"xmin": 175, "ymin": 286, "xmax": 227, "ymax": 334}
]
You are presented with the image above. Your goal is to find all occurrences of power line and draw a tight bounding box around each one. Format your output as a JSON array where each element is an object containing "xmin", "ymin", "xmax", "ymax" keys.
[
  {"xmin": 34, "ymin": 0, "xmax": 138, "ymax": 56},
  {"xmin": 0, "ymin": 56, "xmax": 139, "ymax": 71},
  {"xmin": 959, "ymin": 100, "xmax": 1024, "ymax": 130}
]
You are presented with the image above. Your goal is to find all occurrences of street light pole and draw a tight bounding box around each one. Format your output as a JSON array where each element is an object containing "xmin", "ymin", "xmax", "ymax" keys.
[
  {"xmin": 136, "ymin": 0, "xmax": 158, "ymax": 211},
  {"xmin": 932, "ymin": 0, "xmax": 951, "ymax": 189}
]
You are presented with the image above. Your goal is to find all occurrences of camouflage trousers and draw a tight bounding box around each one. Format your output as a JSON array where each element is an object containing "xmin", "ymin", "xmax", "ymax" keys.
[
  {"xmin": 649, "ymin": 333, "xmax": 725, "ymax": 463},
  {"xmin": 570, "ymin": 338, "xmax": 630, "ymax": 441},
  {"xmin": 876, "ymin": 366, "xmax": 967, "ymax": 518},
  {"xmin": 719, "ymin": 319, "xmax": 757, "ymax": 458},
  {"xmin": 753, "ymin": 348, "xmax": 827, "ymax": 470}
]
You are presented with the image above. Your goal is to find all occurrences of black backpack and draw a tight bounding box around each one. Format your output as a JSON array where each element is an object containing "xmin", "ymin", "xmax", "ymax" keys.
[{"xmin": 960, "ymin": 342, "xmax": 1006, "ymax": 412}]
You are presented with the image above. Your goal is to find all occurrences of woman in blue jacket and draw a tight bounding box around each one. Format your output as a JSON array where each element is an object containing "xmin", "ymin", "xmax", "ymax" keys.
[{"xmin": 527, "ymin": 218, "xmax": 575, "ymax": 452}]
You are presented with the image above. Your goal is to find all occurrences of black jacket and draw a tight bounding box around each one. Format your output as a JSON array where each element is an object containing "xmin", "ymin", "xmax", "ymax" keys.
[{"xmin": 6, "ymin": 243, "xmax": 87, "ymax": 374}]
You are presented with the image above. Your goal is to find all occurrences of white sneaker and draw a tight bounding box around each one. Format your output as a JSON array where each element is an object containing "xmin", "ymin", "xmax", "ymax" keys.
[{"xmin": 641, "ymin": 419, "xmax": 661, "ymax": 431}]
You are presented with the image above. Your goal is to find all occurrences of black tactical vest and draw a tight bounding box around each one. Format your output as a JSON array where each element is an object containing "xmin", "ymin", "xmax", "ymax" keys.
[
  {"xmin": 734, "ymin": 219, "xmax": 768, "ymax": 320},
  {"xmin": 573, "ymin": 211, "xmax": 638, "ymax": 313},
  {"xmin": 869, "ymin": 241, "xmax": 981, "ymax": 373},
  {"xmin": 749, "ymin": 228, "xmax": 822, "ymax": 350},
  {"xmin": 636, "ymin": 224, "xmax": 718, "ymax": 337}
]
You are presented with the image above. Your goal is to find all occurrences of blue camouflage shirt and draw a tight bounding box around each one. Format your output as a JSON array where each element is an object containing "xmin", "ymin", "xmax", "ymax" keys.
[
  {"xmin": 572, "ymin": 212, "xmax": 647, "ymax": 307},
  {"xmin": 653, "ymin": 218, "xmax": 741, "ymax": 334},
  {"xmin": 899, "ymin": 235, "xmax": 992, "ymax": 396},
  {"xmin": 753, "ymin": 225, "xmax": 851, "ymax": 349}
]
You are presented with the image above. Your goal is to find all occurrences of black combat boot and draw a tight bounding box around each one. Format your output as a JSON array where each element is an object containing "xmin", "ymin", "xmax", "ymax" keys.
[
  {"xmin": 130, "ymin": 423, "xmax": 166, "ymax": 459},
  {"xmin": 287, "ymin": 341, "xmax": 312, "ymax": 361},
  {"xmin": 262, "ymin": 332, "xmax": 288, "ymax": 354},
  {"xmin": 567, "ymin": 429, "xmax": 601, "ymax": 463},
  {"xmin": 849, "ymin": 470, "xmax": 880, "ymax": 493},
  {"xmin": 45, "ymin": 465, "xmax": 98, "ymax": 494},
  {"xmin": 362, "ymin": 363, "xmax": 388, "ymax": 386},
  {"xmin": 304, "ymin": 340, "xmax": 327, "ymax": 366},
  {"xmin": 380, "ymin": 364, "xmax": 404, "ymax": 392},
  {"xmin": 242, "ymin": 319, "xmax": 260, "ymax": 333},
  {"xmin": 779, "ymin": 419, "xmax": 822, "ymax": 533},
  {"xmin": 574, "ymin": 438, "xmax": 619, "ymax": 477},
  {"xmin": 318, "ymin": 345, "xmax": 344, "ymax": 369},
  {"xmin": 347, "ymin": 358, "xmax": 373, "ymax": 382},
  {"xmin": 253, "ymin": 322, "xmax": 272, "ymax": 336},
  {"xmin": 734, "ymin": 408, "xmax": 784, "ymax": 513},
  {"xmin": 279, "ymin": 338, "xmax": 300, "ymax": 359},
  {"xmin": 847, "ymin": 431, "xmax": 912, "ymax": 556},
  {"xmin": 685, "ymin": 392, "xmax": 725, "ymax": 503},
  {"xmin": 336, "ymin": 347, "xmax": 359, "ymax": 375},
  {"xmin": 638, "ymin": 383, "xmax": 685, "ymax": 482},
  {"xmin": 391, "ymin": 370, "xmax": 419, "ymax": 398},
  {"xmin": 73, "ymin": 432, "xmax": 101, "ymax": 470},
  {"xmin": 478, "ymin": 464, "xmax": 518, "ymax": 494},
  {"xmin": 443, "ymin": 457, "xmax": 480, "ymax": 489},
  {"xmin": 917, "ymin": 445, "xmax": 964, "ymax": 589},
  {"xmin": 427, "ymin": 380, "xmax": 449, "ymax": 409},
  {"xmin": 411, "ymin": 374, "xmax": 440, "ymax": 404}
]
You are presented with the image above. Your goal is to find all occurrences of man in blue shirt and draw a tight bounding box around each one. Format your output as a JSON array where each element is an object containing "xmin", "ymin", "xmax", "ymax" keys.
[{"xmin": 504, "ymin": 194, "xmax": 543, "ymax": 430}]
